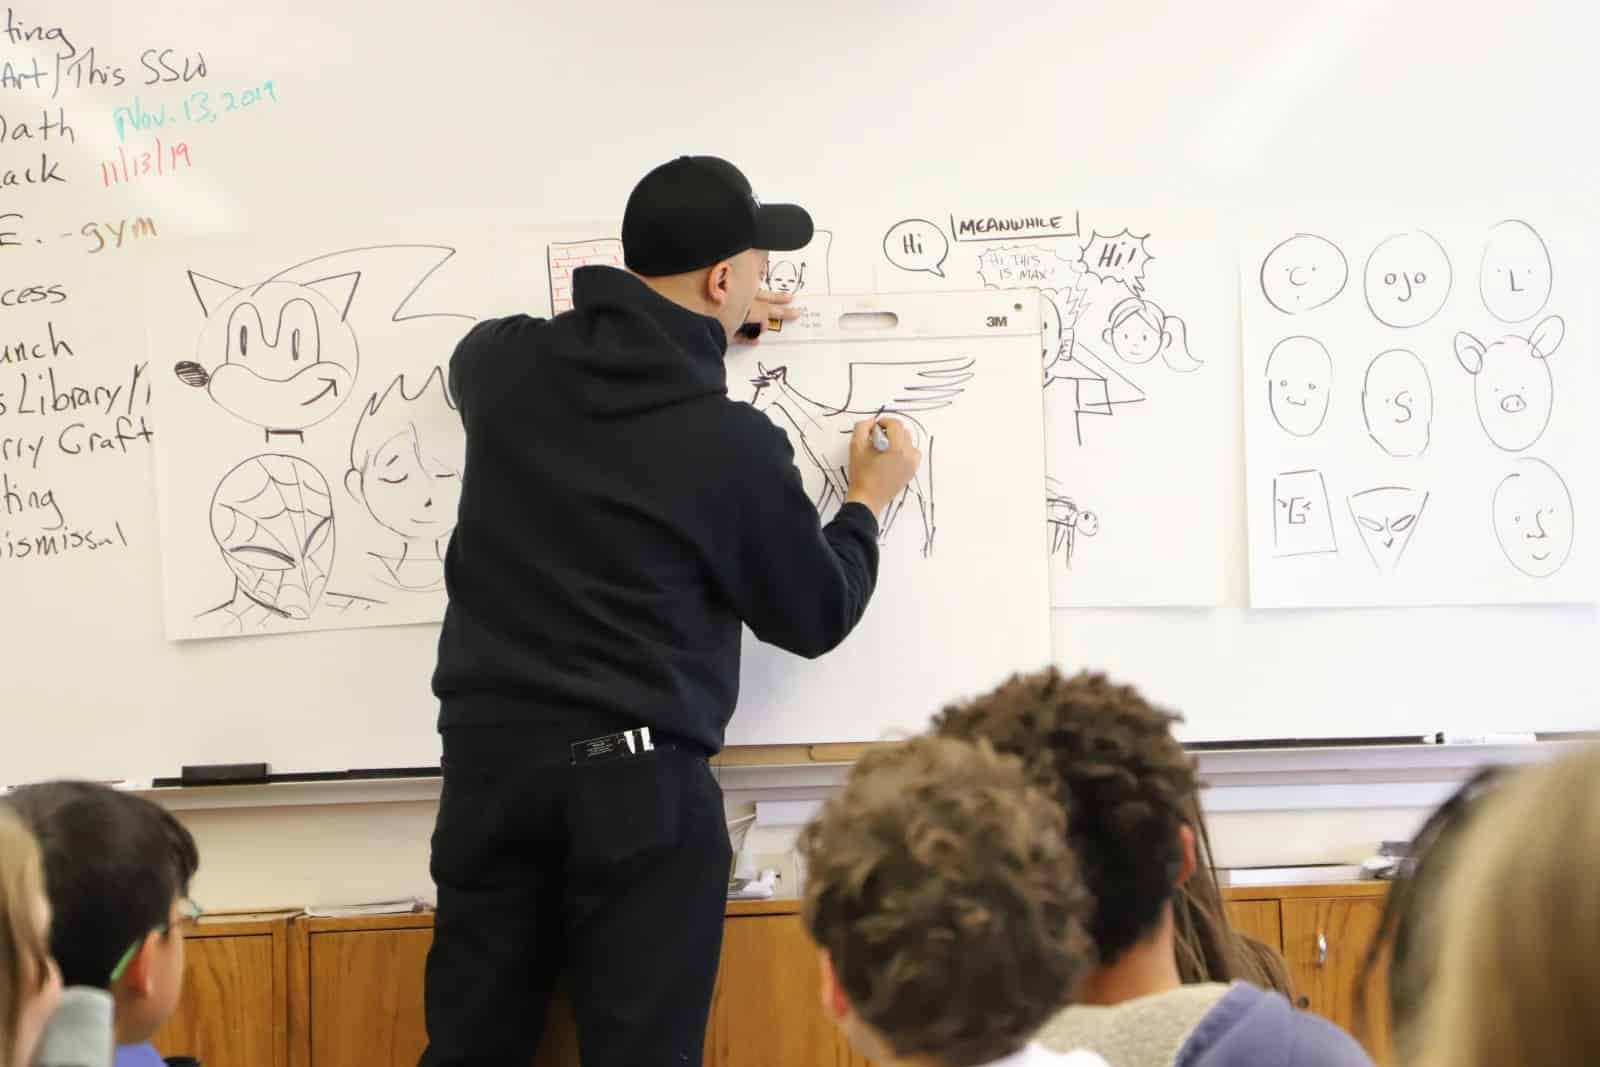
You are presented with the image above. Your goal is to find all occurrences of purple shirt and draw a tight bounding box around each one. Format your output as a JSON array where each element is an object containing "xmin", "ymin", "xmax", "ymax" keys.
[{"xmin": 113, "ymin": 1044, "xmax": 166, "ymax": 1067}]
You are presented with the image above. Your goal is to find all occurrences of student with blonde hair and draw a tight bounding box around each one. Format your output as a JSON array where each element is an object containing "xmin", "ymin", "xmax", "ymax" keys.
[
  {"xmin": 1413, "ymin": 746, "xmax": 1600, "ymax": 1067},
  {"xmin": 1, "ymin": 808, "xmax": 59, "ymax": 1067}
]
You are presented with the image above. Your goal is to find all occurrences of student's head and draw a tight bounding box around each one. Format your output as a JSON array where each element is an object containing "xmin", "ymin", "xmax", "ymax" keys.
[
  {"xmin": 798, "ymin": 736, "xmax": 1093, "ymax": 1067},
  {"xmin": 2, "ymin": 783, "xmax": 200, "ymax": 1046},
  {"xmin": 933, "ymin": 669, "xmax": 1274, "ymax": 990},
  {"xmin": 622, "ymin": 156, "xmax": 812, "ymax": 344},
  {"xmin": 345, "ymin": 367, "xmax": 462, "ymax": 542},
  {"xmin": 1356, "ymin": 766, "xmax": 1503, "ymax": 1059},
  {"xmin": 0, "ymin": 809, "xmax": 60, "ymax": 1067},
  {"xmin": 1414, "ymin": 748, "xmax": 1600, "ymax": 1067}
]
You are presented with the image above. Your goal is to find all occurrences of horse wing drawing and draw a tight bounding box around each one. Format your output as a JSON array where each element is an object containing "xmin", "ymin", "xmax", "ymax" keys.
[{"xmin": 823, "ymin": 357, "xmax": 976, "ymax": 415}]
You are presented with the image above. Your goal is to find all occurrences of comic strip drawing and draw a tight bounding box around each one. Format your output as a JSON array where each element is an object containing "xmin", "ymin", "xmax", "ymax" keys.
[
  {"xmin": 763, "ymin": 229, "xmax": 832, "ymax": 296},
  {"xmin": 880, "ymin": 218, "xmax": 1208, "ymax": 451},
  {"xmin": 1265, "ymin": 336, "xmax": 1332, "ymax": 438},
  {"xmin": 1045, "ymin": 479, "xmax": 1098, "ymax": 568},
  {"xmin": 548, "ymin": 238, "xmax": 623, "ymax": 314},
  {"xmin": 1454, "ymin": 314, "xmax": 1564, "ymax": 453},
  {"xmin": 1362, "ymin": 349, "xmax": 1433, "ymax": 458},
  {"xmin": 767, "ymin": 261, "xmax": 805, "ymax": 294},
  {"xmin": 1493, "ymin": 457, "xmax": 1574, "ymax": 578},
  {"xmin": 1102, "ymin": 296, "xmax": 1201, "ymax": 373},
  {"xmin": 173, "ymin": 246, "xmax": 472, "ymax": 442},
  {"xmin": 748, "ymin": 359, "xmax": 973, "ymax": 556},
  {"xmin": 1364, "ymin": 231, "xmax": 1452, "ymax": 328},
  {"xmin": 1045, "ymin": 347, "xmax": 1147, "ymax": 446},
  {"xmin": 883, "ymin": 219, "xmax": 950, "ymax": 277},
  {"xmin": 1040, "ymin": 292, "xmax": 1064, "ymax": 367},
  {"xmin": 1348, "ymin": 486, "xmax": 1429, "ymax": 573},
  {"xmin": 1260, "ymin": 233, "xmax": 1348, "ymax": 314},
  {"xmin": 1479, "ymin": 219, "xmax": 1553, "ymax": 324},
  {"xmin": 197, "ymin": 454, "xmax": 381, "ymax": 634},
  {"xmin": 344, "ymin": 367, "xmax": 463, "ymax": 592},
  {"xmin": 1273, "ymin": 469, "xmax": 1337, "ymax": 557}
]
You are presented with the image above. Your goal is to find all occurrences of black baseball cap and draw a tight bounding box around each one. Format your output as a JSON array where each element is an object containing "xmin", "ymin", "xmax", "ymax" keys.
[{"xmin": 622, "ymin": 156, "xmax": 813, "ymax": 277}]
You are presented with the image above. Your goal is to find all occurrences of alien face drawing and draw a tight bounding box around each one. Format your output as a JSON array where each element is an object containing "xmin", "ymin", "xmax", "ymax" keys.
[{"xmin": 1348, "ymin": 486, "xmax": 1429, "ymax": 573}]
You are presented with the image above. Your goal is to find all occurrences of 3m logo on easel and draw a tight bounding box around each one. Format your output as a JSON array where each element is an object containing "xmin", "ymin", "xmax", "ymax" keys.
[{"xmin": 986, "ymin": 315, "xmax": 1008, "ymax": 328}]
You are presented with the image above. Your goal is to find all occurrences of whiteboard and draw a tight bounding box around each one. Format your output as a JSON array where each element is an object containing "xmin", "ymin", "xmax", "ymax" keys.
[
  {"xmin": 724, "ymin": 292, "xmax": 1052, "ymax": 746},
  {"xmin": 5, "ymin": 0, "xmax": 1600, "ymax": 786}
]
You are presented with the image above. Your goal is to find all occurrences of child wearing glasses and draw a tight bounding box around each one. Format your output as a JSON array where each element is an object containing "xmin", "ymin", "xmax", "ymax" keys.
[{"xmin": 2, "ymin": 783, "xmax": 200, "ymax": 1067}]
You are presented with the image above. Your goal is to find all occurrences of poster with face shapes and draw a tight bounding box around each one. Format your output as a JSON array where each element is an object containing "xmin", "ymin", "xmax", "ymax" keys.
[
  {"xmin": 1243, "ymin": 220, "xmax": 1596, "ymax": 608},
  {"xmin": 150, "ymin": 232, "xmax": 546, "ymax": 640}
]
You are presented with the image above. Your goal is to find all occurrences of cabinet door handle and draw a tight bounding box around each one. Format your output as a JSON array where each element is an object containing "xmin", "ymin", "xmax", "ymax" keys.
[{"xmin": 1315, "ymin": 932, "xmax": 1328, "ymax": 966}]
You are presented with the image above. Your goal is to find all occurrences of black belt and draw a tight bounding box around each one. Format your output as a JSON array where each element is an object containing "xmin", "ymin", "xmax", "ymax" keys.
[{"xmin": 569, "ymin": 726, "xmax": 697, "ymax": 765}]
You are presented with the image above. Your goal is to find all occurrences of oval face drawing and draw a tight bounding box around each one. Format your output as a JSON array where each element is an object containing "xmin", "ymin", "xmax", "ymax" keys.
[
  {"xmin": 1479, "ymin": 219, "xmax": 1552, "ymax": 324},
  {"xmin": 1361, "ymin": 349, "xmax": 1433, "ymax": 457},
  {"xmin": 1364, "ymin": 231, "xmax": 1452, "ymax": 328},
  {"xmin": 1266, "ymin": 336, "xmax": 1333, "ymax": 437},
  {"xmin": 1260, "ymin": 234, "xmax": 1348, "ymax": 314},
  {"xmin": 1493, "ymin": 458, "xmax": 1574, "ymax": 578}
]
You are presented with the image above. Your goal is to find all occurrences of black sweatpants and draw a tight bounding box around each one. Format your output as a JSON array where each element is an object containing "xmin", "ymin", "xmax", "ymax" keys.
[{"xmin": 419, "ymin": 725, "xmax": 733, "ymax": 1066}]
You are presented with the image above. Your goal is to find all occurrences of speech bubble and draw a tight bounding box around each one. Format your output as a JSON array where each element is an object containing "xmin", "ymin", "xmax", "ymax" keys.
[
  {"xmin": 976, "ymin": 244, "xmax": 1081, "ymax": 292},
  {"xmin": 883, "ymin": 219, "xmax": 949, "ymax": 277},
  {"xmin": 1079, "ymin": 229, "xmax": 1153, "ymax": 293}
]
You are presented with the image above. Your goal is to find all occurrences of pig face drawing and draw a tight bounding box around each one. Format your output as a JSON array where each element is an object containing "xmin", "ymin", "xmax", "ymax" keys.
[{"xmin": 1455, "ymin": 315, "xmax": 1564, "ymax": 453}]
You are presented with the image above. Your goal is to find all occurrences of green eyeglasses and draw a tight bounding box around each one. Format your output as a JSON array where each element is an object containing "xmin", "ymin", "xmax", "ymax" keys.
[{"xmin": 108, "ymin": 898, "xmax": 203, "ymax": 984}]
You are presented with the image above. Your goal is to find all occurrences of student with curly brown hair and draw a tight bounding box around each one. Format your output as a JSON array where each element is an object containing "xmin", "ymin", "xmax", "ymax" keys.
[
  {"xmin": 934, "ymin": 669, "xmax": 1372, "ymax": 1067},
  {"xmin": 798, "ymin": 735, "xmax": 1108, "ymax": 1067}
]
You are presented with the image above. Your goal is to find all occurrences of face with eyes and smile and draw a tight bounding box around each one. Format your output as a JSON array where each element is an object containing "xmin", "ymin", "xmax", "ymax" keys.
[
  {"xmin": 346, "ymin": 367, "xmax": 464, "ymax": 554},
  {"xmin": 176, "ymin": 274, "xmax": 362, "ymax": 434},
  {"xmin": 1266, "ymin": 336, "xmax": 1333, "ymax": 437},
  {"xmin": 1364, "ymin": 231, "xmax": 1452, "ymax": 328},
  {"xmin": 357, "ymin": 429, "xmax": 461, "ymax": 539},
  {"xmin": 1493, "ymin": 458, "xmax": 1574, "ymax": 578},
  {"xmin": 1260, "ymin": 233, "xmax": 1348, "ymax": 314}
]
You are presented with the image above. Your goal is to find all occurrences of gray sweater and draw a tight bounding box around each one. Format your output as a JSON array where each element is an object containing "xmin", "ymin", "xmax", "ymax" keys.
[
  {"xmin": 1038, "ymin": 983, "xmax": 1374, "ymax": 1067},
  {"xmin": 30, "ymin": 988, "xmax": 113, "ymax": 1067}
]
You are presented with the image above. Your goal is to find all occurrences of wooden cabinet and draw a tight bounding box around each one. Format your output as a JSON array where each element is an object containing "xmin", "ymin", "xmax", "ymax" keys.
[
  {"xmin": 150, "ymin": 886, "xmax": 1392, "ymax": 1067},
  {"xmin": 704, "ymin": 905, "xmax": 872, "ymax": 1067},
  {"xmin": 1223, "ymin": 898, "xmax": 1284, "ymax": 951},
  {"xmin": 1226, "ymin": 883, "xmax": 1391, "ymax": 1065},
  {"xmin": 290, "ymin": 913, "xmax": 578, "ymax": 1067},
  {"xmin": 152, "ymin": 914, "xmax": 291, "ymax": 1067}
]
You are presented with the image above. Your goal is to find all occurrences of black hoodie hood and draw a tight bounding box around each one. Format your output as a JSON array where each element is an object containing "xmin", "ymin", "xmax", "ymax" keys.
[{"xmin": 545, "ymin": 265, "xmax": 729, "ymax": 417}]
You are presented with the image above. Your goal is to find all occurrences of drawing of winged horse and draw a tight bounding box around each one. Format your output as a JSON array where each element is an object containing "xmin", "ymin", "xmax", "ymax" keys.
[{"xmin": 748, "ymin": 358, "xmax": 975, "ymax": 556}]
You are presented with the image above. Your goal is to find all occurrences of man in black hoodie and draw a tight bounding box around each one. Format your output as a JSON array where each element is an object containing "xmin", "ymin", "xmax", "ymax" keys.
[{"xmin": 420, "ymin": 156, "xmax": 921, "ymax": 1067}]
